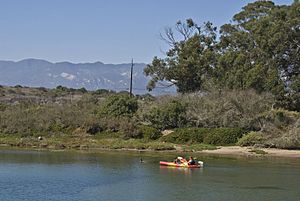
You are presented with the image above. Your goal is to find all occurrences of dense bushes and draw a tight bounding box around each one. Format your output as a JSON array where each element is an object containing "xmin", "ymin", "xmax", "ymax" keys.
[
  {"xmin": 143, "ymin": 100, "xmax": 187, "ymax": 129},
  {"xmin": 202, "ymin": 128, "xmax": 243, "ymax": 145},
  {"xmin": 237, "ymin": 132, "xmax": 265, "ymax": 146},
  {"xmin": 138, "ymin": 125, "xmax": 161, "ymax": 140},
  {"xmin": 99, "ymin": 94, "xmax": 138, "ymax": 117},
  {"xmin": 0, "ymin": 86, "xmax": 299, "ymax": 149},
  {"xmin": 182, "ymin": 90, "xmax": 274, "ymax": 129},
  {"xmin": 236, "ymin": 109, "xmax": 300, "ymax": 149},
  {"xmin": 260, "ymin": 110, "xmax": 300, "ymax": 149},
  {"xmin": 161, "ymin": 127, "xmax": 243, "ymax": 145},
  {"xmin": 161, "ymin": 128, "xmax": 208, "ymax": 144}
]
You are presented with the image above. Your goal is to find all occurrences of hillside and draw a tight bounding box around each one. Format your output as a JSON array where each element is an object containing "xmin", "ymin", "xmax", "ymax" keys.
[{"xmin": 0, "ymin": 59, "xmax": 174, "ymax": 94}]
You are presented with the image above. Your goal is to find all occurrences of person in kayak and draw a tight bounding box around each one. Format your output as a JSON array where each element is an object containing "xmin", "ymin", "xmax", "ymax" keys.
[
  {"xmin": 174, "ymin": 156, "xmax": 186, "ymax": 164},
  {"xmin": 174, "ymin": 157, "xmax": 181, "ymax": 164},
  {"xmin": 188, "ymin": 156, "xmax": 196, "ymax": 165}
]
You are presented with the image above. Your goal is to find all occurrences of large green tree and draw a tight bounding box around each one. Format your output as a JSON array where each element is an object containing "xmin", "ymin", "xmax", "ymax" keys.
[
  {"xmin": 217, "ymin": 1, "xmax": 300, "ymax": 96},
  {"xmin": 145, "ymin": 1, "xmax": 299, "ymax": 110},
  {"xmin": 144, "ymin": 19, "xmax": 218, "ymax": 93}
]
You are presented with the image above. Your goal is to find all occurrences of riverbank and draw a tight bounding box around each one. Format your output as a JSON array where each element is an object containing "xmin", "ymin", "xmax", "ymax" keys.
[
  {"xmin": 0, "ymin": 135, "xmax": 215, "ymax": 152},
  {"xmin": 201, "ymin": 146, "xmax": 300, "ymax": 158},
  {"xmin": 1, "ymin": 136, "xmax": 299, "ymax": 159}
]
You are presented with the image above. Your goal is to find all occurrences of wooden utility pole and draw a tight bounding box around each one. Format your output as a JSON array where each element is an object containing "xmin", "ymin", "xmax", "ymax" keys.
[{"xmin": 129, "ymin": 58, "xmax": 134, "ymax": 96}]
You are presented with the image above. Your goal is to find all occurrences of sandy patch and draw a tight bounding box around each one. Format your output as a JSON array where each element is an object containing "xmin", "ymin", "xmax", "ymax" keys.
[{"xmin": 201, "ymin": 146, "xmax": 300, "ymax": 158}]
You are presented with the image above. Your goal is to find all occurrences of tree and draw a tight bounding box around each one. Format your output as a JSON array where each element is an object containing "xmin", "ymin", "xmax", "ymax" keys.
[
  {"xmin": 217, "ymin": 1, "xmax": 300, "ymax": 97},
  {"xmin": 144, "ymin": 19, "xmax": 218, "ymax": 93}
]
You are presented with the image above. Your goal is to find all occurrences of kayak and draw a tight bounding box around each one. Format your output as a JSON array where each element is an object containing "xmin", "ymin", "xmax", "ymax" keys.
[{"xmin": 159, "ymin": 161, "xmax": 203, "ymax": 168}]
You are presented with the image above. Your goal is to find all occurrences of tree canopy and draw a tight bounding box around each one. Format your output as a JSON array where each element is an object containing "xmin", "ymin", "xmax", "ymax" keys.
[
  {"xmin": 144, "ymin": 0, "xmax": 300, "ymax": 110},
  {"xmin": 144, "ymin": 19, "xmax": 218, "ymax": 93}
]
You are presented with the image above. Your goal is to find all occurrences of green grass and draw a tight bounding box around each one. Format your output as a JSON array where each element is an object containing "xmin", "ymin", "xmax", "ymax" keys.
[
  {"xmin": 0, "ymin": 134, "xmax": 219, "ymax": 152},
  {"xmin": 249, "ymin": 149, "xmax": 268, "ymax": 155}
]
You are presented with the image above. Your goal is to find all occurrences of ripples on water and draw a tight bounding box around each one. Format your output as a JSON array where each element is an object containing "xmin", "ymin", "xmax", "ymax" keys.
[{"xmin": 0, "ymin": 149, "xmax": 299, "ymax": 201}]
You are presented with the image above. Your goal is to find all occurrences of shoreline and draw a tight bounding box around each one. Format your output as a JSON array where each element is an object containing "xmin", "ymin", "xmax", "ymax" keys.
[
  {"xmin": 1, "ymin": 143, "xmax": 299, "ymax": 159},
  {"xmin": 200, "ymin": 146, "xmax": 300, "ymax": 158}
]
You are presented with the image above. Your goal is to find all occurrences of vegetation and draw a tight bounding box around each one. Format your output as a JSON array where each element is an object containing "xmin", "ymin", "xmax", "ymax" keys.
[
  {"xmin": 144, "ymin": 1, "xmax": 300, "ymax": 112},
  {"xmin": 142, "ymin": 100, "xmax": 187, "ymax": 129},
  {"xmin": 99, "ymin": 94, "xmax": 138, "ymax": 117},
  {"xmin": 0, "ymin": 83, "xmax": 299, "ymax": 150},
  {"xmin": 0, "ymin": 1, "xmax": 299, "ymax": 151},
  {"xmin": 161, "ymin": 127, "xmax": 243, "ymax": 145},
  {"xmin": 237, "ymin": 132, "xmax": 266, "ymax": 147},
  {"xmin": 249, "ymin": 149, "xmax": 268, "ymax": 155}
]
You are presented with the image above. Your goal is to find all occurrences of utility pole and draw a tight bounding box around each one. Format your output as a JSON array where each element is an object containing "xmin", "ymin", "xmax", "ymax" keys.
[{"xmin": 129, "ymin": 58, "xmax": 134, "ymax": 96}]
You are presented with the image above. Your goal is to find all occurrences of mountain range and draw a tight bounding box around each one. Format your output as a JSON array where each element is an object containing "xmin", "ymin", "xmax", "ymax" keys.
[{"xmin": 0, "ymin": 59, "xmax": 174, "ymax": 94}]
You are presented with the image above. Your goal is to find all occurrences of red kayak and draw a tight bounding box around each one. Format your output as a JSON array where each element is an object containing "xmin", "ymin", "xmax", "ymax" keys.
[{"xmin": 159, "ymin": 161, "xmax": 203, "ymax": 168}]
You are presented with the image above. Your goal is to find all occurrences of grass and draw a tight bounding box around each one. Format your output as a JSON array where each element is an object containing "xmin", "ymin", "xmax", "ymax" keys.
[
  {"xmin": 0, "ymin": 134, "xmax": 173, "ymax": 151},
  {"xmin": 90, "ymin": 138, "xmax": 176, "ymax": 150},
  {"xmin": 0, "ymin": 134, "xmax": 218, "ymax": 152},
  {"xmin": 249, "ymin": 149, "xmax": 268, "ymax": 155}
]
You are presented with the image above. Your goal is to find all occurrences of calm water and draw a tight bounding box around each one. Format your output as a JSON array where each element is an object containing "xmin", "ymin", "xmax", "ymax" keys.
[{"xmin": 0, "ymin": 149, "xmax": 299, "ymax": 201}]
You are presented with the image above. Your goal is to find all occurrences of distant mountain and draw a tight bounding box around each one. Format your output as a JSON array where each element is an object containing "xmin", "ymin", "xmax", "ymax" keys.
[{"xmin": 0, "ymin": 59, "xmax": 174, "ymax": 94}]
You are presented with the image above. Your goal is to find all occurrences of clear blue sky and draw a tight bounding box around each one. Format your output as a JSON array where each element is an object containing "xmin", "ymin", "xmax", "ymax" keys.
[{"xmin": 0, "ymin": 0, "xmax": 293, "ymax": 64}]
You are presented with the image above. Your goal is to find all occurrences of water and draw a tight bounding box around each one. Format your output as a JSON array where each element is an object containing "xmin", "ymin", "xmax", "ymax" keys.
[{"xmin": 0, "ymin": 149, "xmax": 299, "ymax": 201}]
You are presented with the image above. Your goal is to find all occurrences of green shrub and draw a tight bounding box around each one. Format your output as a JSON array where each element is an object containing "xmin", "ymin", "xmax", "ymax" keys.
[
  {"xmin": 86, "ymin": 124, "xmax": 103, "ymax": 135},
  {"xmin": 161, "ymin": 127, "xmax": 243, "ymax": 145},
  {"xmin": 180, "ymin": 90, "xmax": 274, "ymax": 130},
  {"xmin": 99, "ymin": 94, "xmax": 138, "ymax": 117},
  {"xmin": 138, "ymin": 125, "xmax": 161, "ymax": 140},
  {"xmin": 92, "ymin": 89, "xmax": 115, "ymax": 96},
  {"xmin": 161, "ymin": 128, "xmax": 210, "ymax": 144},
  {"xmin": 0, "ymin": 103, "xmax": 6, "ymax": 112},
  {"xmin": 237, "ymin": 132, "xmax": 265, "ymax": 146},
  {"xmin": 48, "ymin": 122, "xmax": 66, "ymax": 133},
  {"xmin": 78, "ymin": 87, "xmax": 88, "ymax": 93},
  {"xmin": 118, "ymin": 118, "xmax": 142, "ymax": 139},
  {"xmin": 249, "ymin": 149, "xmax": 268, "ymax": 155},
  {"xmin": 203, "ymin": 128, "xmax": 243, "ymax": 145},
  {"xmin": 143, "ymin": 100, "xmax": 187, "ymax": 129},
  {"xmin": 94, "ymin": 131, "xmax": 123, "ymax": 139}
]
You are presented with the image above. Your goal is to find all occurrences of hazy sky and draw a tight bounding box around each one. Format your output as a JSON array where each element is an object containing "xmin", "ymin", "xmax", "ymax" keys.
[{"xmin": 0, "ymin": 0, "xmax": 293, "ymax": 64}]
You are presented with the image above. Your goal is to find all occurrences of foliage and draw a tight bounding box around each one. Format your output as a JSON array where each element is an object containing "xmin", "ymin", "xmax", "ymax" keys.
[
  {"xmin": 161, "ymin": 127, "xmax": 243, "ymax": 145},
  {"xmin": 182, "ymin": 90, "xmax": 274, "ymax": 129},
  {"xmin": 138, "ymin": 125, "xmax": 162, "ymax": 140},
  {"xmin": 249, "ymin": 149, "xmax": 268, "ymax": 155},
  {"xmin": 202, "ymin": 128, "xmax": 243, "ymax": 145},
  {"xmin": 0, "ymin": 84, "xmax": 299, "ymax": 149},
  {"xmin": 251, "ymin": 109, "xmax": 300, "ymax": 149},
  {"xmin": 55, "ymin": 85, "xmax": 88, "ymax": 94},
  {"xmin": 118, "ymin": 118, "xmax": 141, "ymax": 139},
  {"xmin": 143, "ymin": 100, "xmax": 187, "ymax": 129},
  {"xmin": 267, "ymin": 118, "xmax": 300, "ymax": 149},
  {"xmin": 145, "ymin": 1, "xmax": 299, "ymax": 112},
  {"xmin": 144, "ymin": 19, "xmax": 218, "ymax": 93},
  {"xmin": 237, "ymin": 132, "xmax": 266, "ymax": 146},
  {"xmin": 217, "ymin": 1, "xmax": 300, "ymax": 110},
  {"xmin": 99, "ymin": 94, "xmax": 138, "ymax": 117},
  {"xmin": 92, "ymin": 89, "xmax": 116, "ymax": 96},
  {"xmin": 161, "ymin": 127, "xmax": 209, "ymax": 144}
]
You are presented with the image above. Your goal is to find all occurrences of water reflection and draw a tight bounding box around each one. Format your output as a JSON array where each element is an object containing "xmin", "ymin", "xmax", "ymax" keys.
[{"xmin": 159, "ymin": 165, "xmax": 203, "ymax": 175}]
